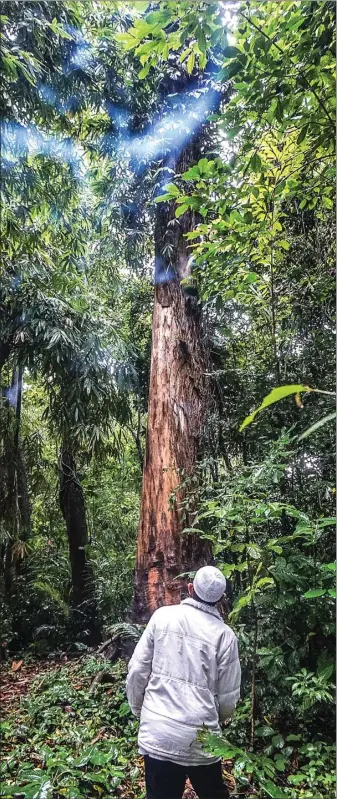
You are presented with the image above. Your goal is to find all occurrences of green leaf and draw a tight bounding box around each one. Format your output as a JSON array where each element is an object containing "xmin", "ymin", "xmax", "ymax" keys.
[
  {"xmin": 154, "ymin": 193, "xmax": 172, "ymax": 203},
  {"xmin": 175, "ymin": 204, "xmax": 189, "ymax": 218},
  {"xmin": 288, "ymin": 773, "xmax": 307, "ymax": 784},
  {"xmin": 321, "ymin": 562, "xmax": 336, "ymax": 571},
  {"xmin": 239, "ymin": 385, "xmax": 312, "ymax": 431},
  {"xmin": 278, "ymin": 239, "xmax": 290, "ymax": 251},
  {"xmin": 223, "ymin": 46, "xmax": 241, "ymax": 59},
  {"xmin": 199, "ymin": 51, "xmax": 207, "ymax": 70},
  {"xmin": 298, "ymin": 411, "xmax": 336, "ymax": 440},
  {"xmin": 251, "ymin": 152, "xmax": 262, "ymax": 172},
  {"xmin": 187, "ymin": 52, "xmax": 195, "ymax": 74},
  {"xmin": 317, "ymin": 662, "xmax": 334, "ymax": 679},
  {"xmin": 255, "ymin": 577, "xmax": 274, "ymax": 589},
  {"xmin": 182, "ymin": 166, "xmax": 200, "ymax": 180},
  {"xmin": 274, "ymin": 756, "xmax": 286, "ymax": 771},
  {"xmin": 198, "ymin": 158, "xmax": 210, "ymax": 175},
  {"xmin": 272, "ymin": 734, "xmax": 284, "ymax": 748},
  {"xmin": 139, "ymin": 64, "xmax": 150, "ymax": 79},
  {"xmin": 163, "ymin": 182, "xmax": 180, "ymax": 196},
  {"xmin": 275, "ymin": 101, "xmax": 284, "ymax": 122},
  {"xmin": 230, "ymin": 592, "xmax": 252, "ymax": 617},
  {"xmin": 303, "ymin": 588, "xmax": 326, "ymax": 598},
  {"xmin": 227, "ymin": 125, "xmax": 242, "ymax": 140},
  {"xmin": 255, "ymin": 726, "xmax": 276, "ymax": 738},
  {"xmin": 115, "ymin": 33, "xmax": 138, "ymax": 50},
  {"xmin": 196, "ymin": 27, "xmax": 207, "ymax": 53},
  {"xmin": 162, "ymin": 43, "xmax": 169, "ymax": 61},
  {"xmin": 262, "ymin": 779, "xmax": 287, "ymax": 798},
  {"xmin": 297, "ymin": 124, "xmax": 309, "ymax": 144}
]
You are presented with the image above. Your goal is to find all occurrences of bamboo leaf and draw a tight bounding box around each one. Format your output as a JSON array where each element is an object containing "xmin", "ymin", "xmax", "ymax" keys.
[{"xmin": 298, "ymin": 411, "xmax": 336, "ymax": 441}]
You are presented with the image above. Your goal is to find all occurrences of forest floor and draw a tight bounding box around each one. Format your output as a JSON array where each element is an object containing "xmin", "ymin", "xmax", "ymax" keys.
[{"xmin": 0, "ymin": 655, "xmax": 236, "ymax": 799}]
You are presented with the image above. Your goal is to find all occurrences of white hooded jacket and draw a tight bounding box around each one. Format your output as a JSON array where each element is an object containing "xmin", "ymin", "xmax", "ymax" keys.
[{"xmin": 126, "ymin": 598, "xmax": 241, "ymax": 766}]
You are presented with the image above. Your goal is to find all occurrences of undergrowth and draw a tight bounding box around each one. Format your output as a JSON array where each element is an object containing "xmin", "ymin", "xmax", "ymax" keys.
[
  {"xmin": 1, "ymin": 657, "xmax": 335, "ymax": 799},
  {"xmin": 0, "ymin": 657, "xmax": 144, "ymax": 799}
]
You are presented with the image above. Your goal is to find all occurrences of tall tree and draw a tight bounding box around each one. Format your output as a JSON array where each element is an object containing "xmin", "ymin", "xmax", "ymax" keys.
[
  {"xmin": 114, "ymin": 2, "xmax": 228, "ymax": 619},
  {"xmin": 133, "ymin": 141, "xmax": 210, "ymax": 619}
]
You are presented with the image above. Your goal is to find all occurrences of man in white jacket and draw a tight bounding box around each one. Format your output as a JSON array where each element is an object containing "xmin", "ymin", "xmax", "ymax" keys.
[{"xmin": 126, "ymin": 566, "xmax": 241, "ymax": 799}]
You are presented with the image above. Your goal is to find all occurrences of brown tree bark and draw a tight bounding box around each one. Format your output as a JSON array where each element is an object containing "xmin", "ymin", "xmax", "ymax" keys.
[
  {"xmin": 59, "ymin": 449, "xmax": 101, "ymax": 645},
  {"xmin": 132, "ymin": 142, "xmax": 212, "ymax": 622}
]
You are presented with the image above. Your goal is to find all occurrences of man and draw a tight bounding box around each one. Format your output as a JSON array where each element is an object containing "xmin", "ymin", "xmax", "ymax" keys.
[{"xmin": 126, "ymin": 565, "xmax": 241, "ymax": 799}]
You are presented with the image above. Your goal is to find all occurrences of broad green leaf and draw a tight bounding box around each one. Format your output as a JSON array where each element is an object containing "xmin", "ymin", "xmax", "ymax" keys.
[
  {"xmin": 317, "ymin": 662, "xmax": 334, "ymax": 679},
  {"xmin": 163, "ymin": 183, "xmax": 180, "ymax": 196},
  {"xmin": 251, "ymin": 152, "xmax": 262, "ymax": 172},
  {"xmin": 230, "ymin": 592, "xmax": 252, "ymax": 617},
  {"xmin": 272, "ymin": 734, "xmax": 285, "ymax": 748},
  {"xmin": 115, "ymin": 33, "xmax": 138, "ymax": 50},
  {"xmin": 198, "ymin": 158, "xmax": 210, "ymax": 175},
  {"xmin": 239, "ymin": 385, "xmax": 312, "ymax": 431},
  {"xmin": 175, "ymin": 204, "xmax": 189, "ymax": 218},
  {"xmin": 154, "ymin": 193, "xmax": 172, "ymax": 203},
  {"xmin": 274, "ymin": 756, "xmax": 286, "ymax": 771},
  {"xmin": 223, "ymin": 46, "xmax": 241, "ymax": 59},
  {"xmin": 303, "ymin": 588, "xmax": 326, "ymax": 598},
  {"xmin": 262, "ymin": 779, "xmax": 288, "ymax": 798},
  {"xmin": 182, "ymin": 166, "xmax": 200, "ymax": 180},
  {"xmin": 199, "ymin": 51, "xmax": 207, "ymax": 69},
  {"xmin": 288, "ymin": 773, "xmax": 307, "ymax": 785},
  {"xmin": 275, "ymin": 101, "xmax": 284, "ymax": 122},
  {"xmin": 139, "ymin": 64, "xmax": 150, "ymax": 79},
  {"xmin": 322, "ymin": 196, "xmax": 334, "ymax": 209},
  {"xmin": 297, "ymin": 124, "xmax": 309, "ymax": 144},
  {"xmin": 255, "ymin": 726, "xmax": 276, "ymax": 738},
  {"xmin": 255, "ymin": 577, "xmax": 274, "ymax": 589}
]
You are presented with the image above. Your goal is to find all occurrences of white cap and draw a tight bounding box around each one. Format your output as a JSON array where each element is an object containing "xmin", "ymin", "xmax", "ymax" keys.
[{"xmin": 193, "ymin": 566, "xmax": 226, "ymax": 604}]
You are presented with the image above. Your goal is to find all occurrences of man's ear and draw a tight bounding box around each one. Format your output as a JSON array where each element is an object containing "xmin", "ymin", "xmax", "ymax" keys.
[{"xmin": 187, "ymin": 582, "xmax": 193, "ymax": 597}]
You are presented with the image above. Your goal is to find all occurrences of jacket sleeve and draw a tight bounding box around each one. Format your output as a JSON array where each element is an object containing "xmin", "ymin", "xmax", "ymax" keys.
[
  {"xmin": 126, "ymin": 615, "xmax": 155, "ymax": 718},
  {"xmin": 217, "ymin": 634, "xmax": 241, "ymax": 722}
]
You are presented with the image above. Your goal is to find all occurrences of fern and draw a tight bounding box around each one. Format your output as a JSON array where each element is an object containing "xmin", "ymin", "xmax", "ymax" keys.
[
  {"xmin": 105, "ymin": 622, "xmax": 144, "ymax": 644},
  {"xmin": 33, "ymin": 582, "xmax": 70, "ymax": 617}
]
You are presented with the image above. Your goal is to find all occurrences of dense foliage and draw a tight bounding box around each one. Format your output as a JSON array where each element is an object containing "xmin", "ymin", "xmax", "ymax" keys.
[
  {"xmin": 0, "ymin": 1, "xmax": 335, "ymax": 798},
  {"xmin": 1, "ymin": 658, "xmax": 144, "ymax": 799}
]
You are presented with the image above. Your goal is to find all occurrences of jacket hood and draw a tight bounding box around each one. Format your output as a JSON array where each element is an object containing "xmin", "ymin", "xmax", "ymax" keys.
[{"xmin": 181, "ymin": 596, "xmax": 222, "ymax": 620}]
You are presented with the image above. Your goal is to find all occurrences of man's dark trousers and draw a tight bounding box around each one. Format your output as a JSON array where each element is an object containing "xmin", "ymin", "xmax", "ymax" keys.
[{"xmin": 144, "ymin": 754, "xmax": 230, "ymax": 799}]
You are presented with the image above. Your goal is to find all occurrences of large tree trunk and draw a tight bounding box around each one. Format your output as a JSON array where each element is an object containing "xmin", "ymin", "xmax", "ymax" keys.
[
  {"xmin": 132, "ymin": 143, "xmax": 211, "ymax": 622},
  {"xmin": 59, "ymin": 449, "xmax": 101, "ymax": 645}
]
